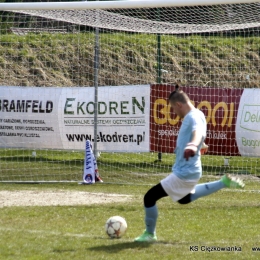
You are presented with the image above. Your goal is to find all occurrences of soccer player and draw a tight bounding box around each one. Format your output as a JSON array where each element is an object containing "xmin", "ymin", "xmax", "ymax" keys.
[{"xmin": 134, "ymin": 87, "xmax": 245, "ymax": 242}]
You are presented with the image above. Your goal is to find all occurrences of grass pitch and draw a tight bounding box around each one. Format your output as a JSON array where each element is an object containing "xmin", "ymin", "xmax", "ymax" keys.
[
  {"xmin": 0, "ymin": 180, "xmax": 260, "ymax": 260},
  {"xmin": 1, "ymin": 149, "xmax": 260, "ymax": 259},
  {"xmin": 1, "ymin": 149, "xmax": 260, "ymax": 183}
]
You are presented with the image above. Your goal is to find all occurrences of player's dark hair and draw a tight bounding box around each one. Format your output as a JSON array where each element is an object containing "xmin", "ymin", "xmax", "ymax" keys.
[{"xmin": 168, "ymin": 84, "xmax": 189, "ymax": 104}]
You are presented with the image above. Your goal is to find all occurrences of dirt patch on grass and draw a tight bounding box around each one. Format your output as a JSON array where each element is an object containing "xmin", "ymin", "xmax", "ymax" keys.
[{"xmin": 0, "ymin": 190, "xmax": 131, "ymax": 207}]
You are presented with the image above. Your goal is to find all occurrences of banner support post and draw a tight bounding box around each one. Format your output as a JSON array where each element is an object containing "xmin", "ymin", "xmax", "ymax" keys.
[
  {"xmin": 157, "ymin": 8, "xmax": 162, "ymax": 162},
  {"xmin": 93, "ymin": 0, "xmax": 99, "ymax": 159}
]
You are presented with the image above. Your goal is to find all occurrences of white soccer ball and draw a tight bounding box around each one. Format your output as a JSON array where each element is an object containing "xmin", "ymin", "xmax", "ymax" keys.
[{"xmin": 105, "ymin": 216, "xmax": 127, "ymax": 238}]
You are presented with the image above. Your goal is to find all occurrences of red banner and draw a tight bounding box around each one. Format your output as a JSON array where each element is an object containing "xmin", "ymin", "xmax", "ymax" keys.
[{"xmin": 150, "ymin": 85, "xmax": 243, "ymax": 156}]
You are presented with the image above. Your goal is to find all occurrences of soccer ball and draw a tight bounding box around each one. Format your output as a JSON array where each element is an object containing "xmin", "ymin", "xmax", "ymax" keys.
[{"xmin": 105, "ymin": 216, "xmax": 127, "ymax": 238}]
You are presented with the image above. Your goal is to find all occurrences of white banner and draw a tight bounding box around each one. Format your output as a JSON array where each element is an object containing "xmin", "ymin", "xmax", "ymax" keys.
[
  {"xmin": 0, "ymin": 85, "xmax": 150, "ymax": 152},
  {"xmin": 0, "ymin": 86, "xmax": 62, "ymax": 149},
  {"xmin": 235, "ymin": 89, "xmax": 260, "ymax": 156}
]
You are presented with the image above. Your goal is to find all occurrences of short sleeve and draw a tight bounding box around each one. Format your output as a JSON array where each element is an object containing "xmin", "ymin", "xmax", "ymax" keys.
[{"xmin": 190, "ymin": 111, "xmax": 206, "ymax": 133}]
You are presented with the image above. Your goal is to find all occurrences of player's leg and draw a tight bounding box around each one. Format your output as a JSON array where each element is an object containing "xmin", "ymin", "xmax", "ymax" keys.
[
  {"xmin": 178, "ymin": 174, "xmax": 245, "ymax": 204},
  {"xmin": 178, "ymin": 180, "xmax": 225, "ymax": 204},
  {"xmin": 144, "ymin": 183, "xmax": 168, "ymax": 234},
  {"xmin": 134, "ymin": 183, "xmax": 168, "ymax": 242}
]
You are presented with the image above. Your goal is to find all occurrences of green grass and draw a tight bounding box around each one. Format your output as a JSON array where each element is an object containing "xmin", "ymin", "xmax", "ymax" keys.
[
  {"xmin": 0, "ymin": 148, "xmax": 260, "ymax": 183},
  {"xmin": 0, "ymin": 181, "xmax": 260, "ymax": 260},
  {"xmin": 1, "ymin": 33, "xmax": 260, "ymax": 87},
  {"xmin": 0, "ymin": 149, "xmax": 260, "ymax": 259}
]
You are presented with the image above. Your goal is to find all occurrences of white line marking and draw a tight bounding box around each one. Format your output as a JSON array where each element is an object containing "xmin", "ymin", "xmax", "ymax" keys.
[
  {"xmin": 0, "ymin": 227, "xmax": 96, "ymax": 238},
  {"xmin": 222, "ymin": 189, "xmax": 260, "ymax": 193}
]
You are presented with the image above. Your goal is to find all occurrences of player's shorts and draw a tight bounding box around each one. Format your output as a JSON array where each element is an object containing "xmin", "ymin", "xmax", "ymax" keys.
[{"xmin": 160, "ymin": 173, "xmax": 199, "ymax": 202}]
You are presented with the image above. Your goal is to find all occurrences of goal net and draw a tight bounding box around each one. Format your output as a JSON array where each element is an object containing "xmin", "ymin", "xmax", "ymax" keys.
[{"xmin": 0, "ymin": 1, "xmax": 260, "ymax": 183}]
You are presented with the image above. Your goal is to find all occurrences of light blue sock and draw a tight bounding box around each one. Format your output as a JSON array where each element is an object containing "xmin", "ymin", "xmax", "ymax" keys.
[
  {"xmin": 190, "ymin": 180, "xmax": 225, "ymax": 202},
  {"xmin": 145, "ymin": 205, "xmax": 158, "ymax": 234}
]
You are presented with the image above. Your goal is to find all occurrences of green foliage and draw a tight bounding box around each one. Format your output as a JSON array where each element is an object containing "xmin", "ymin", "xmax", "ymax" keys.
[{"xmin": 0, "ymin": 33, "xmax": 260, "ymax": 87}]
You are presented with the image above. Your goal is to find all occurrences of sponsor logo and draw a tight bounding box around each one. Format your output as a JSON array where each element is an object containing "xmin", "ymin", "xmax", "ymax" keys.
[
  {"xmin": 241, "ymin": 137, "xmax": 260, "ymax": 149},
  {"xmin": 84, "ymin": 174, "xmax": 93, "ymax": 183},
  {"xmin": 153, "ymin": 99, "xmax": 234, "ymax": 127},
  {"xmin": 0, "ymin": 99, "xmax": 53, "ymax": 113},
  {"xmin": 64, "ymin": 97, "xmax": 145, "ymax": 115},
  {"xmin": 240, "ymin": 105, "xmax": 260, "ymax": 132},
  {"xmin": 66, "ymin": 132, "xmax": 145, "ymax": 145}
]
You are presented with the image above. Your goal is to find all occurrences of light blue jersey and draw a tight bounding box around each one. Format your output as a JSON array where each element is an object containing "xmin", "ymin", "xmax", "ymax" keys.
[{"xmin": 173, "ymin": 108, "xmax": 207, "ymax": 180}]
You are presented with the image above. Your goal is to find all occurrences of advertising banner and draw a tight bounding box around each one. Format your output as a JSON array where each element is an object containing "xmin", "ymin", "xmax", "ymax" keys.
[
  {"xmin": 235, "ymin": 89, "xmax": 260, "ymax": 156},
  {"xmin": 3, "ymin": 84, "xmax": 259, "ymax": 156},
  {"xmin": 150, "ymin": 85, "xmax": 243, "ymax": 156},
  {"xmin": 0, "ymin": 86, "xmax": 62, "ymax": 149},
  {"xmin": 59, "ymin": 86, "xmax": 150, "ymax": 152},
  {"xmin": 0, "ymin": 85, "xmax": 150, "ymax": 152}
]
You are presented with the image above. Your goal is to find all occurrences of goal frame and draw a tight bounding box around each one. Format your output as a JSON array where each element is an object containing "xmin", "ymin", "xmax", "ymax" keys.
[
  {"xmin": 0, "ymin": 0, "xmax": 259, "ymax": 11},
  {"xmin": 1, "ymin": 0, "xmax": 260, "ymax": 183}
]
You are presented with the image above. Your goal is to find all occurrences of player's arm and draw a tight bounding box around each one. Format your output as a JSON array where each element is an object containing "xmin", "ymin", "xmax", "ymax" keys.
[
  {"xmin": 190, "ymin": 130, "xmax": 203, "ymax": 146},
  {"xmin": 183, "ymin": 130, "xmax": 203, "ymax": 161}
]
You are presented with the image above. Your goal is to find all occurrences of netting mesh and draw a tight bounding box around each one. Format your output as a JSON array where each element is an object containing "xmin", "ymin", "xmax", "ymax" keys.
[
  {"xmin": 0, "ymin": 2, "xmax": 260, "ymax": 183},
  {"xmin": 14, "ymin": 3, "xmax": 260, "ymax": 34}
]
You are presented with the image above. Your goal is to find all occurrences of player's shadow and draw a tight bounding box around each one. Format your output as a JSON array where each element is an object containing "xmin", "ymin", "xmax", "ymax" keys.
[
  {"xmin": 88, "ymin": 240, "xmax": 182, "ymax": 253},
  {"xmin": 88, "ymin": 241, "xmax": 152, "ymax": 253}
]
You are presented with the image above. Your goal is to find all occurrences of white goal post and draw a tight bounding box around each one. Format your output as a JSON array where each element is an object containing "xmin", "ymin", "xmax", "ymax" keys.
[{"xmin": 0, "ymin": 0, "xmax": 259, "ymax": 11}]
